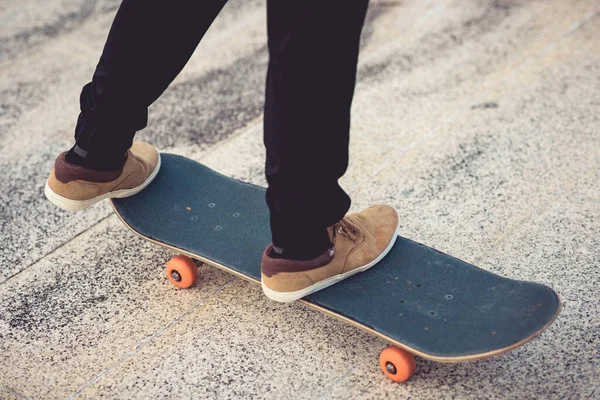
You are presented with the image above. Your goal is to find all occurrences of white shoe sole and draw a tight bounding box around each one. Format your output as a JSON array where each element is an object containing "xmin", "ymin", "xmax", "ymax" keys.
[
  {"xmin": 261, "ymin": 209, "xmax": 400, "ymax": 303},
  {"xmin": 44, "ymin": 154, "xmax": 161, "ymax": 212}
]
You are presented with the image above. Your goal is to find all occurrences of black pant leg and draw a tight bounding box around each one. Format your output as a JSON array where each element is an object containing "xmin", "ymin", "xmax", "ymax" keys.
[
  {"xmin": 264, "ymin": 0, "xmax": 369, "ymax": 253},
  {"xmin": 73, "ymin": 0, "xmax": 228, "ymax": 169}
]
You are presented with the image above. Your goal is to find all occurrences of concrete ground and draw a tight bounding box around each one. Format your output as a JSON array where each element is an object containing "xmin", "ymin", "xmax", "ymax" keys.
[{"xmin": 1, "ymin": 0, "xmax": 599, "ymax": 398}]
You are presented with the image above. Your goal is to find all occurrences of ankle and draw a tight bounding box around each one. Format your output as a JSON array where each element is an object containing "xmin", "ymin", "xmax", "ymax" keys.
[
  {"xmin": 65, "ymin": 144, "xmax": 127, "ymax": 171},
  {"xmin": 271, "ymin": 229, "xmax": 332, "ymax": 261}
]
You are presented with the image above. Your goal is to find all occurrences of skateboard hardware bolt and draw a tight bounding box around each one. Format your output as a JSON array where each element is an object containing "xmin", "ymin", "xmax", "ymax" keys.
[
  {"xmin": 428, "ymin": 311, "xmax": 437, "ymax": 316},
  {"xmin": 385, "ymin": 362, "xmax": 397, "ymax": 375},
  {"xmin": 445, "ymin": 294, "xmax": 454, "ymax": 300},
  {"xmin": 170, "ymin": 270, "xmax": 182, "ymax": 282},
  {"xmin": 191, "ymin": 216, "xmax": 198, "ymax": 221},
  {"xmin": 208, "ymin": 203, "xmax": 215, "ymax": 208},
  {"xmin": 215, "ymin": 225, "xmax": 222, "ymax": 231},
  {"xmin": 233, "ymin": 213, "xmax": 240, "ymax": 217}
]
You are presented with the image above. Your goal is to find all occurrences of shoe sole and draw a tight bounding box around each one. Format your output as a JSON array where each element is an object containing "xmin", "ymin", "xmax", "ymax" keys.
[
  {"xmin": 44, "ymin": 154, "xmax": 162, "ymax": 212},
  {"xmin": 261, "ymin": 208, "xmax": 401, "ymax": 303}
]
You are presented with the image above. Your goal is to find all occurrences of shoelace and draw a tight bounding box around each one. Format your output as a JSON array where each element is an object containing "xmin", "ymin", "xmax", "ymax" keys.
[{"xmin": 334, "ymin": 217, "xmax": 362, "ymax": 242}]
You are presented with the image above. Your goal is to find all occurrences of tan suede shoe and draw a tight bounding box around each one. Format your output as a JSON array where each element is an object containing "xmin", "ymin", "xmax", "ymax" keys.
[
  {"xmin": 44, "ymin": 142, "xmax": 161, "ymax": 211},
  {"xmin": 261, "ymin": 205, "xmax": 400, "ymax": 302}
]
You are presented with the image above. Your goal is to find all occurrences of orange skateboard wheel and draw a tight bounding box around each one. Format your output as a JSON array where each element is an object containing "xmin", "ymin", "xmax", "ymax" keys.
[
  {"xmin": 166, "ymin": 255, "xmax": 198, "ymax": 289},
  {"xmin": 379, "ymin": 346, "xmax": 416, "ymax": 382}
]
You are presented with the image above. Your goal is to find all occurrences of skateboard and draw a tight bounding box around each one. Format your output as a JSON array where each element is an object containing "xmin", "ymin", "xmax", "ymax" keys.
[{"xmin": 111, "ymin": 153, "xmax": 560, "ymax": 382}]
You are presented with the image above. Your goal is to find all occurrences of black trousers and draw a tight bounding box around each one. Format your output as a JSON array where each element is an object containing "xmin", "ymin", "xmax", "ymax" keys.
[{"xmin": 73, "ymin": 0, "xmax": 369, "ymax": 255}]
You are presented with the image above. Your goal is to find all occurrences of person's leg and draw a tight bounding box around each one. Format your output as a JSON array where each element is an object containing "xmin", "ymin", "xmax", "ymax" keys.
[
  {"xmin": 263, "ymin": 0, "xmax": 369, "ymax": 260},
  {"xmin": 45, "ymin": 0, "xmax": 228, "ymax": 211},
  {"xmin": 69, "ymin": 0, "xmax": 228, "ymax": 171},
  {"xmin": 261, "ymin": 0, "xmax": 400, "ymax": 303}
]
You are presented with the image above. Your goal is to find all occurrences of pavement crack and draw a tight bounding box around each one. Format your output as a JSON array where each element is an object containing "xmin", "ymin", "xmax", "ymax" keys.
[
  {"xmin": 0, "ymin": 213, "xmax": 113, "ymax": 285},
  {"xmin": 66, "ymin": 276, "xmax": 236, "ymax": 400},
  {"xmin": 0, "ymin": 386, "xmax": 32, "ymax": 400}
]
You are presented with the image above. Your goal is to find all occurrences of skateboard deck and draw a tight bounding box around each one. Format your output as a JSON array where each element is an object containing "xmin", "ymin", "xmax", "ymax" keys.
[{"xmin": 111, "ymin": 153, "xmax": 560, "ymax": 381}]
